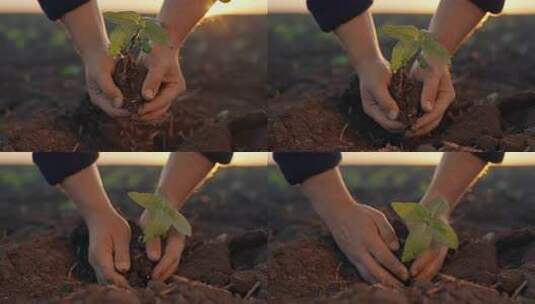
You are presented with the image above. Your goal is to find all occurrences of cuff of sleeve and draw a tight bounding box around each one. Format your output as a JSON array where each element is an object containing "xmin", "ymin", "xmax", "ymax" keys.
[
  {"xmin": 201, "ymin": 152, "xmax": 233, "ymax": 165},
  {"xmin": 38, "ymin": 0, "xmax": 91, "ymax": 21},
  {"xmin": 307, "ymin": 0, "xmax": 373, "ymax": 32},
  {"xmin": 33, "ymin": 152, "xmax": 99, "ymax": 185},
  {"xmin": 473, "ymin": 152, "xmax": 505, "ymax": 164},
  {"xmin": 469, "ymin": 0, "xmax": 505, "ymax": 14},
  {"xmin": 274, "ymin": 152, "xmax": 342, "ymax": 185}
]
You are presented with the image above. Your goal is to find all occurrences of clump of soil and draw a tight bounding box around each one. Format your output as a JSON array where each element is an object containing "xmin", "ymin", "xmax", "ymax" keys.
[
  {"xmin": 389, "ymin": 67, "xmax": 424, "ymax": 126},
  {"xmin": 70, "ymin": 220, "xmax": 155, "ymax": 288}
]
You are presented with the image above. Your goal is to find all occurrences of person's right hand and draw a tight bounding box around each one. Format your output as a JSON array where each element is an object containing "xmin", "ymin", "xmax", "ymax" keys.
[
  {"xmin": 356, "ymin": 57, "xmax": 406, "ymax": 133},
  {"xmin": 83, "ymin": 50, "xmax": 130, "ymax": 118},
  {"xmin": 322, "ymin": 201, "xmax": 409, "ymax": 287},
  {"xmin": 86, "ymin": 209, "xmax": 131, "ymax": 288}
]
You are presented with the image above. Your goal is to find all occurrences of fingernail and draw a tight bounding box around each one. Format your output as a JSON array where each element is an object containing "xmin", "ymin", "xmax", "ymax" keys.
[
  {"xmin": 144, "ymin": 90, "xmax": 155, "ymax": 100},
  {"xmin": 389, "ymin": 111, "xmax": 398, "ymax": 120},
  {"xmin": 116, "ymin": 262, "xmax": 130, "ymax": 272}
]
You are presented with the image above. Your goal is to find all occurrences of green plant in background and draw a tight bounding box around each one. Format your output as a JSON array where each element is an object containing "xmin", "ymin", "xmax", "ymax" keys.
[
  {"xmin": 128, "ymin": 192, "xmax": 192, "ymax": 242},
  {"xmin": 379, "ymin": 25, "xmax": 451, "ymax": 73},
  {"xmin": 391, "ymin": 198, "xmax": 458, "ymax": 263},
  {"xmin": 104, "ymin": 11, "xmax": 171, "ymax": 57}
]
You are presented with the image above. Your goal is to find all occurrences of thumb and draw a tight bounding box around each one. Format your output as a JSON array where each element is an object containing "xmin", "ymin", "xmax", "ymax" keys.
[
  {"xmin": 375, "ymin": 89, "xmax": 400, "ymax": 121},
  {"xmin": 142, "ymin": 67, "xmax": 165, "ymax": 101},
  {"xmin": 369, "ymin": 210, "xmax": 399, "ymax": 251},
  {"xmin": 113, "ymin": 236, "xmax": 131, "ymax": 273},
  {"xmin": 421, "ymin": 76, "xmax": 440, "ymax": 112},
  {"xmin": 98, "ymin": 74, "xmax": 124, "ymax": 108}
]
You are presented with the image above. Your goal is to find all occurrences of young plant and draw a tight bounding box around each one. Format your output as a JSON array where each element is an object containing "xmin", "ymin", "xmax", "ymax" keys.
[
  {"xmin": 391, "ymin": 198, "xmax": 458, "ymax": 263},
  {"xmin": 104, "ymin": 11, "xmax": 171, "ymax": 57},
  {"xmin": 379, "ymin": 24, "xmax": 451, "ymax": 73},
  {"xmin": 128, "ymin": 192, "xmax": 192, "ymax": 242}
]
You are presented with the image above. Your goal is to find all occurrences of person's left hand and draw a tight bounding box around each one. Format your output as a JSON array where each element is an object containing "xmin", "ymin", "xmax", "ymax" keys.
[
  {"xmin": 410, "ymin": 244, "xmax": 448, "ymax": 281},
  {"xmin": 139, "ymin": 45, "xmax": 186, "ymax": 121},
  {"xmin": 407, "ymin": 54, "xmax": 455, "ymax": 137},
  {"xmin": 139, "ymin": 210, "xmax": 186, "ymax": 281}
]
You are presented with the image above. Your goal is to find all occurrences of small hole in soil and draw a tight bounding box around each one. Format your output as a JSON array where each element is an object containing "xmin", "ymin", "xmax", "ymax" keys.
[{"xmin": 228, "ymin": 229, "xmax": 268, "ymax": 270}]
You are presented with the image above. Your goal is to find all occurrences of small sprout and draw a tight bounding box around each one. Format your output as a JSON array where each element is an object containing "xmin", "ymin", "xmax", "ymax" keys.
[
  {"xmin": 128, "ymin": 192, "xmax": 192, "ymax": 242},
  {"xmin": 391, "ymin": 198, "xmax": 458, "ymax": 263},
  {"xmin": 379, "ymin": 24, "xmax": 451, "ymax": 73},
  {"xmin": 104, "ymin": 11, "xmax": 171, "ymax": 57}
]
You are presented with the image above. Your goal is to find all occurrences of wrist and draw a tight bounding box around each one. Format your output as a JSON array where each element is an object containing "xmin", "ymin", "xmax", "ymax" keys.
[
  {"xmin": 353, "ymin": 54, "xmax": 387, "ymax": 76},
  {"xmin": 419, "ymin": 193, "xmax": 453, "ymax": 219},
  {"xmin": 82, "ymin": 201, "xmax": 119, "ymax": 226}
]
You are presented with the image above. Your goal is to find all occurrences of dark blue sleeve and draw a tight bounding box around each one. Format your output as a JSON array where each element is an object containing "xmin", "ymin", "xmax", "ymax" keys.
[
  {"xmin": 469, "ymin": 0, "xmax": 505, "ymax": 14},
  {"xmin": 274, "ymin": 152, "xmax": 342, "ymax": 185},
  {"xmin": 475, "ymin": 152, "xmax": 505, "ymax": 164},
  {"xmin": 306, "ymin": 0, "xmax": 373, "ymax": 32},
  {"xmin": 37, "ymin": 0, "xmax": 91, "ymax": 21},
  {"xmin": 201, "ymin": 152, "xmax": 233, "ymax": 165},
  {"xmin": 33, "ymin": 152, "xmax": 99, "ymax": 185}
]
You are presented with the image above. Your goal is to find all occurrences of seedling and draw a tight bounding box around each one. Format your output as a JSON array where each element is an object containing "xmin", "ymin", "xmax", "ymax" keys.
[
  {"xmin": 128, "ymin": 192, "xmax": 192, "ymax": 242},
  {"xmin": 379, "ymin": 24, "xmax": 451, "ymax": 73},
  {"xmin": 104, "ymin": 11, "xmax": 170, "ymax": 57},
  {"xmin": 391, "ymin": 198, "xmax": 458, "ymax": 263}
]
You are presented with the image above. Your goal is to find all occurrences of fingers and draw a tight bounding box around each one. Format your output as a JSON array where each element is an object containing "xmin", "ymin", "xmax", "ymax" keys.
[
  {"xmin": 361, "ymin": 95, "xmax": 405, "ymax": 132},
  {"xmin": 138, "ymin": 83, "xmax": 183, "ymax": 120},
  {"xmin": 90, "ymin": 245, "xmax": 129, "ymax": 288},
  {"xmin": 413, "ymin": 247, "xmax": 448, "ymax": 281},
  {"xmin": 359, "ymin": 253, "xmax": 403, "ymax": 288},
  {"xmin": 369, "ymin": 241, "xmax": 408, "ymax": 281},
  {"xmin": 410, "ymin": 249, "xmax": 435, "ymax": 276},
  {"xmin": 142, "ymin": 67, "xmax": 165, "ymax": 101},
  {"xmin": 146, "ymin": 237, "xmax": 162, "ymax": 262},
  {"xmin": 97, "ymin": 73, "xmax": 124, "ymax": 108},
  {"xmin": 410, "ymin": 77, "xmax": 455, "ymax": 136},
  {"xmin": 375, "ymin": 89, "xmax": 400, "ymax": 121},
  {"xmin": 420, "ymin": 76, "xmax": 440, "ymax": 112},
  {"xmin": 152, "ymin": 231, "xmax": 185, "ymax": 281},
  {"xmin": 87, "ymin": 83, "xmax": 130, "ymax": 118},
  {"xmin": 367, "ymin": 209, "xmax": 399, "ymax": 251},
  {"xmin": 113, "ymin": 235, "xmax": 131, "ymax": 273}
]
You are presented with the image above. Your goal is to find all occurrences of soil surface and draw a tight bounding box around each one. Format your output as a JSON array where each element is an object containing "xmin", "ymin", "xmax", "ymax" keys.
[
  {"xmin": 0, "ymin": 166, "xmax": 268, "ymax": 303},
  {"xmin": 0, "ymin": 14, "xmax": 267, "ymax": 151},
  {"xmin": 268, "ymin": 14, "xmax": 535, "ymax": 152},
  {"xmin": 2, "ymin": 165, "xmax": 535, "ymax": 303}
]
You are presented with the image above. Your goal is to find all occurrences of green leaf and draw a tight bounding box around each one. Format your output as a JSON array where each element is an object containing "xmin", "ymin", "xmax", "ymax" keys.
[
  {"xmin": 108, "ymin": 26, "xmax": 136, "ymax": 56},
  {"xmin": 390, "ymin": 40, "xmax": 419, "ymax": 73},
  {"xmin": 402, "ymin": 222, "xmax": 433, "ymax": 262},
  {"xmin": 379, "ymin": 24, "xmax": 420, "ymax": 42},
  {"xmin": 104, "ymin": 11, "xmax": 142, "ymax": 27},
  {"xmin": 430, "ymin": 219, "xmax": 459, "ymax": 249},
  {"xmin": 128, "ymin": 192, "xmax": 192, "ymax": 241},
  {"xmin": 392, "ymin": 202, "xmax": 430, "ymax": 225},
  {"xmin": 418, "ymin": 31, "xmax": 451, "ymax": 64},
  {"xmin": 427, "ymin": 197, "xmax": 450, "ymax": 218},
  {"xmin": 143, "ymin": 19, "xmax": 170, "ymax": 46}
]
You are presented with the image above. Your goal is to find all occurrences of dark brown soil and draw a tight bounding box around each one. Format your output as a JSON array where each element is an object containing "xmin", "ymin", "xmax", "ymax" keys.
[
  {"xmin": 268, "ymin": 14, "xmax": 535, "ymax": 152},
  {"xmin": 0, "ymin": 14, "xmax": 267, "ymax": 152},
  {"xmin": 389, "ymin": 68, "xmax": 424, "ymax": 126}
]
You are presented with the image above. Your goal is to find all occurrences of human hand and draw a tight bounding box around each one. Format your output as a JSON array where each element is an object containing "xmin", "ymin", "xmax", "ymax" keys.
[
  {"xmin": 85, "ymin": 208, "xmax": 131, "ymax": 288},
  {"xmin": 140, "ymin": 210, "xmax": 186, "ymax": 281},
  {"xmin": 139, "ymin": 45, "xmax": 186, "ymax": 121},
  {"xmin": 408, "ymin": 54, "xmax": 455, "ymax": 137},
  {"xmin": 357, "ymin": 57, "xmax": 406, "ymax": 132},
  {"xmin": 320, "ymin": 200, "xmax": 409, "ymax": 287},
  {"xmin": 83, "ymin": 50, "xmax": 130, "ymax": 118}
]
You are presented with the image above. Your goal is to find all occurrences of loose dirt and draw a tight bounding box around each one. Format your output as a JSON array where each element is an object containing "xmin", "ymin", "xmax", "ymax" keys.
[
  {"xmin": 268, "ymin": 14, "xmax": 535, "ymax": 152},
  {"xmin": 0, "ymin": 15, "xmax": 267, "ymax": 151}
]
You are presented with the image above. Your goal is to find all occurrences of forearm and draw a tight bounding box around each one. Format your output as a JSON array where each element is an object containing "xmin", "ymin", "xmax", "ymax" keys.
[
  {"xmin": 301, "ymin": 168, "xmax": 355, "ymax": 219},
  {"xmin": 60, "ymin": 163, "xmax": 116, "ymax": 223},
  {"xmin": 156, "ymin": 152, "xmax": 216, "ymax": 209},
  {"xmin": 60, "ymin": 0, "xmax": 108, "ymax": 60},
  {"xmin": 421, "ymin": 152, "xmax": 487, "ymax": 213},
  {"xmin": 429, "ymin": 0, "xmax": 486, "ymax": 54},
  {"xmin": 158, "ymin": 0, "xmax": 215, "ymax": 48},
  {"xmin": 334, "ymin": 10, "xmax": 383, "ymax": 73}
]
